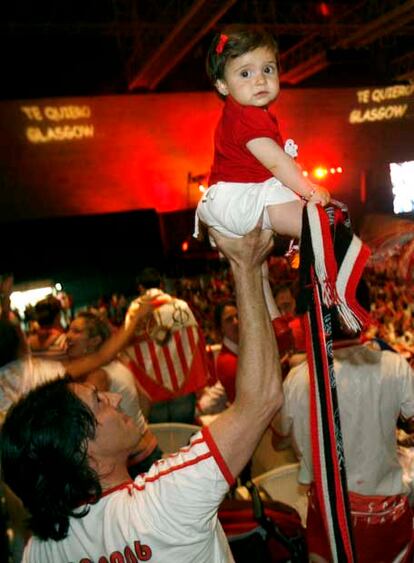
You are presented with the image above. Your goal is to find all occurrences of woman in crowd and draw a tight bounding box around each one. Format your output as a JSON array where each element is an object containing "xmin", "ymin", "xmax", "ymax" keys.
[{"xmin": 65, "ymin": 311, "xmax": 162, "ymax": 476}]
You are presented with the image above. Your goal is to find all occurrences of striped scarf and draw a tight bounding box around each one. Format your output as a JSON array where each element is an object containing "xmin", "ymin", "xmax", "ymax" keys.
[{"xmin": 297, "ymin": 201, "xmax": 371, "ymax": 561}]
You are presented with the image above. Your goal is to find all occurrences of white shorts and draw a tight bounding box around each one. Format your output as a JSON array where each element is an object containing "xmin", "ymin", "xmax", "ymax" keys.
[{"xmin": 193, "ymin": 177, "xmax": 300, "ymax": 240}]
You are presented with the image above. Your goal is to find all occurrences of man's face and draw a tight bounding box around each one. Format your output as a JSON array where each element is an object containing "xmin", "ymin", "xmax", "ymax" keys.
[
  {"xmin": 275, "ymin": 289, "xmax": 296, "ymax": 316},
  {"xmin": 70, "ymin": 383, "xmax": 141, "ymax": 459},
  {"xmin": 221, "ymin": 305, "xmax": 239, "ymax": 344},
  {"xmin": 66, "ymin": 317, "xmax": 92, "ymax": 358}
]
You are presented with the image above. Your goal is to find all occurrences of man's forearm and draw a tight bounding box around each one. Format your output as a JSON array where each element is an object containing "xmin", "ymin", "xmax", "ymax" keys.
[
  {"xmin": 233, "ymin": 264, "xmax": 283, "ymax": 422},
  {"xmin": 65, "ymin": 305, "xmax": 147, "ymax": 377},
  {"xmin": 205, "ymin": 226, "xmax": 282, "ymax": 478}
]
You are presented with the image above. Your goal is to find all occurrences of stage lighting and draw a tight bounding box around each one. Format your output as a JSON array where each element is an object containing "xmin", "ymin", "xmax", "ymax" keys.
[
  {"xmin": 318, "ymin": 2, "xmax": 331, "ymax": 17},
  {"xmin": 313, "ymin": 166, "xmax": 328, "ymax": 179},
  {"xmin": 10, "ymin": 284, "xmax": 55, "ymax": 318},
  {"xmin": 390, "ymin": 160, "xmax": 414, "ymax": 214}
]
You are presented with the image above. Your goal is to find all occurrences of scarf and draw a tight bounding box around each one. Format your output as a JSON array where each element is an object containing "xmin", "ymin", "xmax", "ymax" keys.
[{"xmin": 297, "ymin": 201, "xmax": 371, "ymax": 561}]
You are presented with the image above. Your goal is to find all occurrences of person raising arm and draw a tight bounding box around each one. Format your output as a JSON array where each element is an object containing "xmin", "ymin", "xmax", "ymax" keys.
[
  {"xmin": 0, "ymin": 226, "xmax": 284, "ymax": 563},
  {"xmin": 207, "ymin": 225, "xmax": 284, "ymax": 478}
]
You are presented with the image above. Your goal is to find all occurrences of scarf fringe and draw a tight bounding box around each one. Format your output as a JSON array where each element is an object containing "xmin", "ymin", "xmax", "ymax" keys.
[{"xmin": 306, "ymin": 203, "xmax": 370, "ymax": 334}]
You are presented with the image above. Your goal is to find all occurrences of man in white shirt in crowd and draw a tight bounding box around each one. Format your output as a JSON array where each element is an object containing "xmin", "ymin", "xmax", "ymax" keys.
[
  {"xmin": 1, "ymin": 225, "xmax": 283, "ymax": 563},
  {"xmin": 275, "ymin": 282, "xmax": 414, "ymax": 563}
]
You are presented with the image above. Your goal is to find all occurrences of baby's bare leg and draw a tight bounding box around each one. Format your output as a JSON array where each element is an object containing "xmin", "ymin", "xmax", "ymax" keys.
[
  {"xmin": 261, "ymin": 200, "xmax": 304, "ymax": 319},
  {"xmin": 266, "ymin": 200, "xmax": 305, "ymax": 239}
]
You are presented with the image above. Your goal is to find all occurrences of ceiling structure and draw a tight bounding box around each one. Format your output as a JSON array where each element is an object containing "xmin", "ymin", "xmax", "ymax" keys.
[{"xmin": 1, "ymin": 0, "xmax": 414, "ymax": 100}]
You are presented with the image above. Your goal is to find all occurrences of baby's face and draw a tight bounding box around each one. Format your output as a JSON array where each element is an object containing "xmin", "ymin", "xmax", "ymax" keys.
[{"xmin": 216, "ymin": 46, "xmax": 279, "ymax": 108}]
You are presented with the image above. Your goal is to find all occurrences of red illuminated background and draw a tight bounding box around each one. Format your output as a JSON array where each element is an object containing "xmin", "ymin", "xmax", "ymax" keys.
[
  {"xmin": 1, "ymin": 88, "xmax": 413, "ymax": 222},
  {"xmin": 0, "ymin": 87, "xmax": 412, "ymax": 291}
]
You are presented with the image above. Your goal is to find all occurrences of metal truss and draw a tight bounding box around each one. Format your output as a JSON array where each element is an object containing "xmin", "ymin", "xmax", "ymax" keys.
[
  {"xmin": 2, "ymin": 0, "xmax": 413, "ymax": 92},
  {"xmin": 127, "ymin": 0, "xmax": 237, "ymax": 90},
  {"xmin": 280, "ymin": 0, "xmax": 414, "ymax": 84}
]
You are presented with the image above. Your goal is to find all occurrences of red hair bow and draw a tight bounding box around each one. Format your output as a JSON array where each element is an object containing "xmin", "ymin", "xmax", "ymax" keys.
[{"xmin": 216, "ymin": 34, "xmax": 228, "ymax": 54}]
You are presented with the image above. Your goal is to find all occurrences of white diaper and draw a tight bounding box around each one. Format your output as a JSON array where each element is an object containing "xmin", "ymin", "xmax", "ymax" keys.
[{"xmin": 193, "ymin": 177, "xmax": 300, "ymax": 240}]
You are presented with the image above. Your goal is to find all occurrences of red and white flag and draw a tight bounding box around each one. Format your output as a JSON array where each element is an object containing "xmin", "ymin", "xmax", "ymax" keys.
[{"xmin": 125, "ymin": 294, "xmax": 212, "ymax": 401}]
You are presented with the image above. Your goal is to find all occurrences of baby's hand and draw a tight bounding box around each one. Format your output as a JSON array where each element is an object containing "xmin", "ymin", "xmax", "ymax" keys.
[{"xmin": 308, "ymin": 184, "xmax": 330, "ymax": 207}]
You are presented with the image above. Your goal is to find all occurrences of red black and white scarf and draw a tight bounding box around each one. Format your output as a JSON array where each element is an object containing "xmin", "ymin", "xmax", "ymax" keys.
[{"xmin": 297, "ymin": 201, "xmax": 371, "ymax": 562}]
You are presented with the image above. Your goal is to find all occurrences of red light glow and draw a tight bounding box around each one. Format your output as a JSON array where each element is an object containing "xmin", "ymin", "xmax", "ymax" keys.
[
  {"xmin": 313, "ymin": 166, "xmax": 328, "ymax": 179},
  {"xmin": 181, "ymin": 241, "xmax": 189, "ymax": 252},
  {"xmin": 318, "ymin": 2, "xmax": 331, "ymax": 17}
]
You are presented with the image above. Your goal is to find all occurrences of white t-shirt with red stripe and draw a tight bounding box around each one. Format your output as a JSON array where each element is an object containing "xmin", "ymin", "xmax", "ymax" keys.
[{"xmin": 22, "ymin": 427, "xmax": 235, "ymax": 563}]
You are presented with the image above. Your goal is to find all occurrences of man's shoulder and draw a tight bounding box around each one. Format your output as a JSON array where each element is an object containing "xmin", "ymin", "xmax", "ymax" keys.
[
  {"xmin": 340, "ymin": 343, "xmax": 411, "ymax": 369},
  {"xmin": 282, "ymin": 362, "xmax": 309, "ymax": 410},
  {"xmin": 103, "ymin": 358, "xmax": 135, "ymax": 384},
  {"xmin": 284, "ymin": 361, "xmax": 309, "ymax": 385},
  {"xmin": 171, "ymin": 296, "xmax": 193, "ymax": 311},
  {"xmin": 380, "ymin": 348, "xmax": 414, "ymax": 373},
  {"xmin": 135, "ymin": 428, "xmax": 231, "ymax": 486},
  {"xmin": 31, "ymin": 356, "xmax": 65, "ymax": 373}
]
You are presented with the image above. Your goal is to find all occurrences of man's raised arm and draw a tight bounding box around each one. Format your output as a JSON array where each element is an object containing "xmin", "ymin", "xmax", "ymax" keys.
[{"xmin": 207, "ymin": 226, "xmax": 283, "ymax": 479}]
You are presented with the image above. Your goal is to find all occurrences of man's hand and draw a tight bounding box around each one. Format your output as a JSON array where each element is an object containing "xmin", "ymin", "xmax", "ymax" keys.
[
  {"xmin": 208, "ymin": 226, "xmax": 274, "ymax": 270},
  {"xmin": 308, "ymin": 184, "xmax": 331, "ymax": 206},
  {"xmin": 124, "ymin": 299, "xmax": 154, "ymax": 331}
]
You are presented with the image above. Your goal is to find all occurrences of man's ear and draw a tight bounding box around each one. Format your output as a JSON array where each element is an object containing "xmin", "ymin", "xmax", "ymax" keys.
[{"xmin": 215, "ymin": 79, "xmax": 229, "ymax": 96}]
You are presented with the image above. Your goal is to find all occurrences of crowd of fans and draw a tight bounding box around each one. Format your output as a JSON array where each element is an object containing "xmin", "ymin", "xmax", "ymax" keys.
[
  {"xmin": 178, "ymin": 257, "xmax": 414, "ymax": 363},
  {"xmin": 364, "ymin": 269, "xmax": 414, "ymax": 363},
  {"xmin": 19, "ymin": 253, "xmax": 411, "ymax": 365},
  {"xmin": 1, "ymin": 239, "xmax": 413, "ymax": 562}
]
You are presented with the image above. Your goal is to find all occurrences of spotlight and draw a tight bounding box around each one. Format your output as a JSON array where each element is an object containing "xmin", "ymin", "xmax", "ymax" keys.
[
  {"xmin": 313, "ymin": 166, "xmax": 328, "ymax": 179},
  {"xmin": 318, "ymin": 2, "xmax": 331, "ymax": 17}
]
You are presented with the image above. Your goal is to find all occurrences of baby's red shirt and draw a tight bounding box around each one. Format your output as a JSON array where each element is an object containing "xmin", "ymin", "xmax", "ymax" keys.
[{"xmin": 209, "ymin": 96, "xmax": 284, "ymax": 186}]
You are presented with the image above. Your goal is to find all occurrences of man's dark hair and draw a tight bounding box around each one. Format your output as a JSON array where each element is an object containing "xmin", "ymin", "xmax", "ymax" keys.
[
  {"xmin": 214, "ymin": 300, "xmax": 237, "ymax": 331},
  {"xmin": 0, "ymin": 320, "xmax": 21, "ymax": 368},
  {"xmin": 75, "ymin": 311, "xmax": 112, "ymax": 343},
  {"xmin": 136, "ymin": 267, "xmax": 162, "ymax": 290},
  {"xmin": 34, "ymin": 296, "xmax": 62, "ymax": 328},
  {"xmin": 0, "ymin": 377, "xmax": 101, "ymax": 541},
  {"xmin": 274, "ymin": 284, "xmax": 296, "ymax": 298}
]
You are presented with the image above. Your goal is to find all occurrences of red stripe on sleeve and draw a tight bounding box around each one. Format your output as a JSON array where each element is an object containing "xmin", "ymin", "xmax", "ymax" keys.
[{"xmin": 202, "ymin": 426, "xmax": 235, "ymax": 486}]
